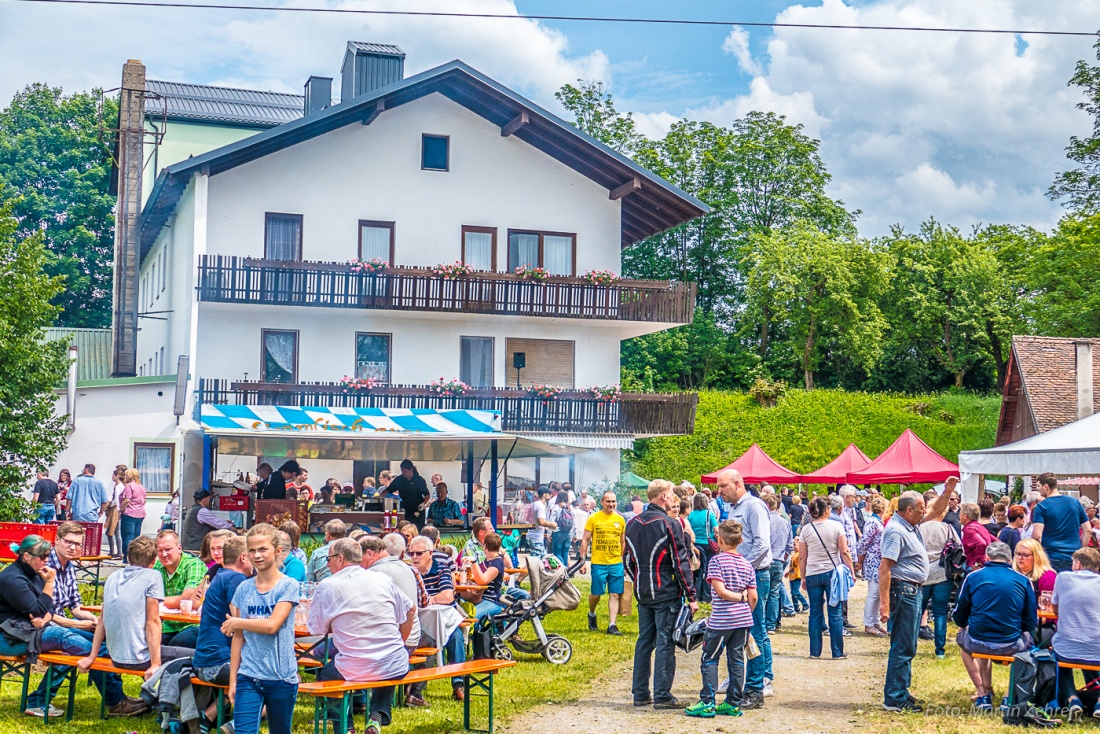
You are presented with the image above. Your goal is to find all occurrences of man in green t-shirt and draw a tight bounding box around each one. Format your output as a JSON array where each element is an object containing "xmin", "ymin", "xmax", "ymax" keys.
[
  {"xmin": 579, "ymin": 492, "xmax": 627, "ymax": 636},
  {"xmin": 153, "ymin": 530, "xmax": 207, "ymax": 647}
]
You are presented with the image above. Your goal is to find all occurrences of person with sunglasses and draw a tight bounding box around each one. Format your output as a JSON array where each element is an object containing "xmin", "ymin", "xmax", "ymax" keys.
[{"xmin": 407, "ymin": 535, "xmax": 467, "ymax": 701}]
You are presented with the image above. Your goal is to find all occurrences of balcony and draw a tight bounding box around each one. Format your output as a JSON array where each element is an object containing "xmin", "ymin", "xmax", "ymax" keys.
[
  {"xmin": 196, "ymin": 256, "xmax": 697, "ymax": 324},
  {"xmin": 197, "ymin": 379, "xmax": 698, "ymax": 437}
]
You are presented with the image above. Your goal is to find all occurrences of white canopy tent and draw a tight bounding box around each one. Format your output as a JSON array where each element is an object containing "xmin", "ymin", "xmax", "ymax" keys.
[{"xmin": 958, "ymin": 412, "xmax": 1100, "ymax": 501}]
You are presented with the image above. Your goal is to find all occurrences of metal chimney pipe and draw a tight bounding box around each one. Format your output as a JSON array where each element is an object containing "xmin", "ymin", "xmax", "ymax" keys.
[
  {"xmin": 66, "ymin": 345, "xmax": 78, "ymax": 429},
  {"xmin": 1076, "ymin": 341, "xmax": 1094, "ymax": 420}
]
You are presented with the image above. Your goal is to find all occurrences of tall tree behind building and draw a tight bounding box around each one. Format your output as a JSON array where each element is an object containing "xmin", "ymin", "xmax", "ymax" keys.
[{"xmin": 0, "ymin": 84, "xmax": 116, "ymax": 327}]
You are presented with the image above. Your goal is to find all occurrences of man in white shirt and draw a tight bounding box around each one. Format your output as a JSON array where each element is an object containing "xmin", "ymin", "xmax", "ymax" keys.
[{"xmin": 308, "ymin": 538, "xmax": 414, "ymax": 734}]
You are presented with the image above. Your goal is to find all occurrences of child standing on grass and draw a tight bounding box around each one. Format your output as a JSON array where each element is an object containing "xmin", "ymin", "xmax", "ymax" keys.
[
  {"xmin": 787, "ymin": 545, "xmax": 809, "ymax": 613},
  {"xmin": 686, "ymin": 520, "xmax": 757, "ymax": 719},
  {"xmin": 221, "ymin": 523, "xmax": 300, "ymax": 734}
]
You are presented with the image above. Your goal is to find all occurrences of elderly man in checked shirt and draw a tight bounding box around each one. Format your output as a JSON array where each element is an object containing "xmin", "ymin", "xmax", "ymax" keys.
[{"xmin": 719, "ymin": 470, "xmax": 773, "ymax": 709}]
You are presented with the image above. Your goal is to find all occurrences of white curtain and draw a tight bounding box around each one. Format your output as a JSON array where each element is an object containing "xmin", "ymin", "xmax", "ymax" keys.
[
  {"xmin": 265, "ymin": 215, "xmax": 301, "ymax": 261},
  {"xmin": 509, "ymin": 233, "xmax": 539, "ymax": 270},
  {"xmin": 356, "ymin": 334, "xmax": 390, "ymax": 381},
  {"xmin": 464, "ymin": 231, "xmax": 493, "ymax": 270},
  {"xmin": 135, "ymin": 445, "xmax": 172, "ymax": 495},
  {"xmin": 264, "ymin": 332, "xmax": 296, "ymax": 382},
  {"xmin": 461, "ymin": 337, "xmax": 493, "ymax": 387},
  {"xmin": 360, "ymin": 225, "xmax": 391, "ymax": 262},
  {"xmin": 543, "ymin": 235, "xmax": 572, "ymax": 275}
]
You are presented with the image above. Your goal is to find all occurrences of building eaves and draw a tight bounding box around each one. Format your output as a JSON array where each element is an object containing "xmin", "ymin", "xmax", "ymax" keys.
[{"xmin": 139, "ymin": 60, "xmax": 709, "ymax": 253}]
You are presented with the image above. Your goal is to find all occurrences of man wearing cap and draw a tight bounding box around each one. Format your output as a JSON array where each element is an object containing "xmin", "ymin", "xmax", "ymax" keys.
[{"xmin": 181, "ymin": 489, "xmax": 234, "ymax": 553}]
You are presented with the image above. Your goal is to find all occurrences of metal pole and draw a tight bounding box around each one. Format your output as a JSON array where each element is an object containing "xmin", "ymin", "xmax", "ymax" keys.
[
  {"xmin": 466, "ymin": 443, "xmax": 475, "ymax": 520},
  {"xmin": 66, "ymin": 345, "xmax": 78, "ymax": 429},
  {"xmin": 490, "ymin": 440, "xmax": 498, "ymax": 530}
]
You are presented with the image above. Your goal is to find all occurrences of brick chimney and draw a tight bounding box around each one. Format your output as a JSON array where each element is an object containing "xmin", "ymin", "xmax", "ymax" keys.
[
  {"xmin": 111, "ymin": 59, "xmax": 145, "ymax": 377},
  {"xmin": 1077, "ymin": 341, "xmax": 1095, "ymax": 420}
]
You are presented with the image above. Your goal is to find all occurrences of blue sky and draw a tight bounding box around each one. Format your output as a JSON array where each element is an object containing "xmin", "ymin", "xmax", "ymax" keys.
[{"xmin": 0, "ymin": 0, "xmax": 1096, "ymax": 236}]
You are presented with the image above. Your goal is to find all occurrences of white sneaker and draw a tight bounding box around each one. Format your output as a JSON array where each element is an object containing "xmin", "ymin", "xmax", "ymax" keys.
[
  {"xmin": 717, "ymin": 678, "xmax": 729, "ymax": 694},
  {"xmin": 25, "ymin": 705, "xmax": 64, "ymax": 719},
  {"xmin": 762, "ymin": 678, "xmax": 774, "ymax": 697}
]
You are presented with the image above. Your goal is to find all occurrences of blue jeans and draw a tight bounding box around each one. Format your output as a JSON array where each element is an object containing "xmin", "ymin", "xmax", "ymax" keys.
[
  {"xmin": 551, "ymin": 532, "xmax": 571, "ymax": 564},
  {"xmin": 921, "ymin": 580, "xmax": 952, "ymax": 656},
  {"xmin": 632, "ymin": 600, "xmax": 679, "ymax": 704},
  {"xmin": 36, "ymin": 506, "xmax": 56, "ymax": 524},
  {"xmin": 120, "ymin": 515, "xmax": 144, "ymax": 558},
  {"xmin": 746, "ymin": 568, "xmax": 772, "ymax": 690},
  {"xmin": 765, "ymin": 560, "xmax": 784, "ymax": 630},
  {"xmin": 164, "ymin": 625, "xmax": 199, "ymax": 648},
  {"xmin": 805, "ymin": 572, "xmax": 844, "ymax": 658},
  {"xmin": 699, "ymin": 627, "xmax": 748, "ymax": 706},
  {"xmin": 780, "ymin": 576, "xmax": 795, "ymax": 615},
  {"xmin": 884, "ymin": 580, "xmax": 922, "ymax": 707},
  {"xmin": 233, "ymin": 675, "xmax": 296, "ymax": 734},
  {"xmin": 474, "ymin": 599, "xmax": 504, "ymax": 621},
  {"xmin": 1049, "ymin": 555, "xmax": 1073, "ymax": 574},
  {"xmin": 28, "ymin": 626, "xmax": 124, "ymax": 709},
  {"xmin": 527, "ymin": 536, "xmax": 546, "ymax": 558},
  {"xmin": 694, "ymin": 544, "xmax": 714, "ymax": 603},
  {"xmin": 789, "ymin": 579, "xmax": 809, "ymax": 611}
]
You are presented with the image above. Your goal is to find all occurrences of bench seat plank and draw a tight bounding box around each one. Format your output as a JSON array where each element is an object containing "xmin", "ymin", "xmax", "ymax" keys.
[{"xmin": 299, "ymin": 660, "xmax": 516, "ymax": 697}]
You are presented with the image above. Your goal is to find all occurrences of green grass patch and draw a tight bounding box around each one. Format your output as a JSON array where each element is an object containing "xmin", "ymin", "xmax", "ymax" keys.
[
  {"xmin": 630, "ymin": 388, "xmax": 1000, "ymax": 487},
  {"xmin": 0, "ymin": 580, "xmax": 636, "ymax": 733}
]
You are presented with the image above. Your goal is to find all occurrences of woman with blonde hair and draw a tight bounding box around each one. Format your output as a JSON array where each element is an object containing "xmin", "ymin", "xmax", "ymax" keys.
[{"xmin": 1013, "ymin": 538, "xmax": 1057, "ymax": 606}]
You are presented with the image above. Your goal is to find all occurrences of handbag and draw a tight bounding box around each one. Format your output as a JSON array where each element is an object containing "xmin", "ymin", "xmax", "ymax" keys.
[
  {"xmin": 707, "ymin": 513, "xmax": 719, "ymax": 554},
  {"xmin": 746, "ymin": 633, "xmax": 761, "ymax": 659}
]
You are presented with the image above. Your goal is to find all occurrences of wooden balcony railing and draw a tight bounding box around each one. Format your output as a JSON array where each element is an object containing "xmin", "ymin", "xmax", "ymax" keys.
[
  {"xmin": 197, "ymin": 379, "xmax": 697, "ymax": 437},
  {"xmin": 196, "ymin": 256, "xmax": 696, "ymax": 324}
]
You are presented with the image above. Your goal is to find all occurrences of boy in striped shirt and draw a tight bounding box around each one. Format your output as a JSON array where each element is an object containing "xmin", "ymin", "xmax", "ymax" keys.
[{"xmin": 686, "ymin": 520, "xmax": 758, "ymax": 719}]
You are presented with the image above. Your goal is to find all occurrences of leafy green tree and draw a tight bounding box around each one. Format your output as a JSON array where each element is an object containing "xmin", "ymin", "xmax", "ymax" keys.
[
  {"xmin": 0, "ymin": 83, "xmax": 116, "ymax": 328},
  {"xmin": 1049, "ymin": 37, "xmax": 1100, "ymax": 213},
  {"xmin": 0, "ymin": 193, "xmax": 70, "ymax": 521},
  {"xmin": 1022, "ymin": 213, "xmax": 1100, "ymax": 336},
  {"xmin": 555, "ymin": 80, "xmax": 644, "ymax": 155},
  {"xmin": 745, "ymin": 223, "xmax": 888, "ymax": 389}
]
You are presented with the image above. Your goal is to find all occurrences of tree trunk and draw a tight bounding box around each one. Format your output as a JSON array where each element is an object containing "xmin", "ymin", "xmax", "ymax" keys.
[
  {"xmin": 803, "ymin": 317, "xmax": 816, "ymax": 390},
  {"xmin": 987, "ymin": 320, "xmax": 1007, "ymax": 390},
  {"xmin": 954, "ymin": 368, "xmax": 966, "ymax": 389}
]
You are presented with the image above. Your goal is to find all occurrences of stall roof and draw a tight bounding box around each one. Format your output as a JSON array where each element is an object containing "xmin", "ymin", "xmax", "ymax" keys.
[
  {"xmin": 200, "ymin": 404, "xmax": 593, "ymax": 461},
  {"xmin": 798, "ymin": 443, "xmax": 872, "ymax": 484},
  {"xmin": 847, "ymin": 429, "xmax": 959, "ymax": 484},
  {"xmin": 701, "ymin": 444, "xmax": 801, "ymax": 485}
]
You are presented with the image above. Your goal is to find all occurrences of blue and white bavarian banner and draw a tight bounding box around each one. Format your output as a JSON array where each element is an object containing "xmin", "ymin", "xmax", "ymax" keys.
[{"xmin": 201, "ymin": 404, "xmax": 501, "ymax": 435}]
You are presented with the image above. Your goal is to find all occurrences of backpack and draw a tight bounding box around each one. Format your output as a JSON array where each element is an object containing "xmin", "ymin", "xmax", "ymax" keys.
[
  {"xmin": 939, "ymin": 540, "xmax": 966, "ymax": 579},
  {"xmin": 555, "ymin": 506, "xmax": 574, "ymax": 534},
  {"xmin": 1009, "ymin": 649, "xmax": 1059, "ymax": 712}
]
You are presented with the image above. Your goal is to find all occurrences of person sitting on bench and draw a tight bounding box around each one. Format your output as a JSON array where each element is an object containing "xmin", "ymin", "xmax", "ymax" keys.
[
  {"xmin": 408, "ymin": 535, "xmax": 467, "ymax": 701},
  {"xmin": 1051, "ymin": 547, "xmax": 1100, "ymax": 721},
  {"xmin": 308, "ymin": 538, "xmax": 414, "ymax": 734},
  {"xmin": 952, "ymin": 541, "xmax": 1036, "ymax": 712}
]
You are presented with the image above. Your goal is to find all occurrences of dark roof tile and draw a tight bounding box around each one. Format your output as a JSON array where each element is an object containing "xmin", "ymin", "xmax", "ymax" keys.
[{"xmin": 1012, "ymin": 335, "xmax": 1100, "ymax": 433}]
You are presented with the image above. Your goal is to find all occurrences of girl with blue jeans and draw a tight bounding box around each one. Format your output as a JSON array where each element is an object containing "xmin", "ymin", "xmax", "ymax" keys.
[
  {"xmin": 468, "ymin": 533, "xmax": 507, "ymax": 622},
  {"xmin": 222, "ymin": 524, "xmax": 300, "ymax": 734},
  {"xmin": 797, "ymin": 498, "xmax": 854, "ymax": 659}
]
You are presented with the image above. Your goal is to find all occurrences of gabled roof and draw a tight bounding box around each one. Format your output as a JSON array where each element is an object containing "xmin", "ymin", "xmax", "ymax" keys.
[
  {"xmin": 798, "ymin": 443, "xmax": 872, "ymax": 484},
  {"xmin": 139, "ymin": 60, "xmax": 708, "ymax": 254},
  {"xmin": 1008, "ymin": 336, "xmax": 1100, "ymax": 435},
  {"xmin": 847, "ymin": 429, "xmax": 958, "ymax": 485},
  {"xmin": 144, "ymin": 79, "xmax": 304, "ymax": 128},
  {"xmin": 345, "ymin": 41, "xmax": 404, "ymax": 57}
]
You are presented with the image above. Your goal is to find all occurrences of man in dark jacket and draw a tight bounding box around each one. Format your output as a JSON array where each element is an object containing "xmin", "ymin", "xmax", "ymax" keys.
[
  {"xmin": 262, "ymin": 460, "xmax": 299, "ymax": 501},
  {"xmin": 624, "ymin": 479, "xmax": 697, "ymax": 710},
  {"xmin": 390, "ymin": 459, "xmax": 431, "ymax": 530}
]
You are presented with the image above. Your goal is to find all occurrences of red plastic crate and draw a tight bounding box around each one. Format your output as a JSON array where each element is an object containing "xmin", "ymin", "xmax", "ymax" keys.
[
  {"xmin": 73, "ymin": 522, "xmax": 103, "ymax": 558},
  {"xmin": 0, "ymin": 523, "xmax": 58, "ymax": 559},
  {"xmin": 218, "ymin": 496, "xmax": 249, "ymax": 511}
]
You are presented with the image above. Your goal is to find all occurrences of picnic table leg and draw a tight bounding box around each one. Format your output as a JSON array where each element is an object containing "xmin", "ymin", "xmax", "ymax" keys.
[
  {"xmin": 216, "ymin": 687, "xmax": 225, "ymax": 729},
  {"xmin": 488, "ymin": 673, "xmax": 495, "ymax": 734},
  {"xmin": 43, "ymin": 665, "xmax": 52, "ymax": 727},
  {"xmin": 340, "ymin": 692, "xmax": 349, "ymax": 734},
  {"xmin": 93, "ymin": 561, "xmax": 102, "ymax": 603},
  {"xmin": 463, "ymin": 674, "xmax": 471, "ymax": 731},
  {"xmin": 313, "ymin": 695, "xmax": 322, "ymax": 734},
  {"xmin": 20, "ymin": 660, "xmax": 31, "ymax": 711}
]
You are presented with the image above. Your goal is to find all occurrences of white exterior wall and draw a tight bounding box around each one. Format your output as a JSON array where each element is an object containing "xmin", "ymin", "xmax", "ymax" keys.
[
  {"xmin": 49, "ymin": 381, "xmax": 182, "ymax": 537},
  {"xmin": 204, "ymin": 93, "xmax": 621, "ymax": 271}
]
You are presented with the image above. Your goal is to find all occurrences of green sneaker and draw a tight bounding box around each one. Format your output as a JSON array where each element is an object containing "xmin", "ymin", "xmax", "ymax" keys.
[
  {"xmin": 685, "ymin": 701, "xmax": 716, "ymax": 718},
  {"xmin": 715, "ymin": 702, "xmax": 743, "ymax": 716}
]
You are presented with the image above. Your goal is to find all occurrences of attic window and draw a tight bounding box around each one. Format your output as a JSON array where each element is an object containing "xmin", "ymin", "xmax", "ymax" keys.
[{"xmin": 421, "ymin": 134, "xmax": 449, "ymax": 171}]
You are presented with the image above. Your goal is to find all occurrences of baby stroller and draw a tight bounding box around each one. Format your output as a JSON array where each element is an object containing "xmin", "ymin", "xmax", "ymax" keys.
[{"xmin": 485, "ymin": 555, "xmax": 583, "ymax": 665}]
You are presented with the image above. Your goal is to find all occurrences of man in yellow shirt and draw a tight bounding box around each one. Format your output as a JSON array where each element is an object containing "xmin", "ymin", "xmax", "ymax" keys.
[{"xmin": 580, "ymin": 492, "xmax": 628, "ymax": 635}]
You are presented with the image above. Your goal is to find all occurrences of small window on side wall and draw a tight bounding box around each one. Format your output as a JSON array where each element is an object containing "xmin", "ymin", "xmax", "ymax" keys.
[
  {"xmin": 265, "ymin": 213, "xmax": 303, "ymax": 261},
  {"xmin": 422, "ymin": 134, "xmax": 449, "ymax": 171},
  {"xmin": 133, "ymin": 442, "xmax": 175, "ymax": 495}
]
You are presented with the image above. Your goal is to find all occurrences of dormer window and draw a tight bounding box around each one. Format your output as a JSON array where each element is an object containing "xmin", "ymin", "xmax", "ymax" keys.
[{"xmin": 422, "ymin": 134, "xmax": 449, "ymax": 171}]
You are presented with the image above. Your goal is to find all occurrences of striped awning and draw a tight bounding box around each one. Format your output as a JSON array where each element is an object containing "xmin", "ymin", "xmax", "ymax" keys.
[{"xmin": 200, "ymin": 404, "xmax": 501, "ymax": 435}]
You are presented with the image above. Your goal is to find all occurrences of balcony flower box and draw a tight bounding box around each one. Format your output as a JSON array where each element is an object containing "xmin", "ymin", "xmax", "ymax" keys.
[
  {"xmin": 340, "ymin": 376, "xmax": 377, "ymax": 392},
  {"xmin": 528, "ymin": 384, "xmax": 562, "ymax": 401},
  {"xmin": 350, "ymin": 257, "xmax": 388, "ymax": 275},
  {"xmin": 433, "ymin": 261, "xmax": 474, "ymax": 280},
  {"xmin": 514, "ymin": 265, "xmax": 550, "ymax": 284},
  {"xmin": 584, "ymin": 269, "xmax": 620, "ymax": 286},
  {"xmin": 429, "ymin": 377, "xmax": 470, "ymax": 397},
  {"xmin": 589, "ymin": 384, "xmax": 622, "ymax": 403}
]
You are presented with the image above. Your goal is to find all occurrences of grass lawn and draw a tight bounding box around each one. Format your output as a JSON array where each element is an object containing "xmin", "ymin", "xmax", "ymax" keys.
[{"xmin": 0, "ymin": 579, "xmax": 638, "ymax": 733}]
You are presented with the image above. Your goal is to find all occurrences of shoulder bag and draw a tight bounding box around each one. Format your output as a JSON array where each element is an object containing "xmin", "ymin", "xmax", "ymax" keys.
[{"xmin": 706, "ymin": 512, "xmax": 720, "ymax": 554}]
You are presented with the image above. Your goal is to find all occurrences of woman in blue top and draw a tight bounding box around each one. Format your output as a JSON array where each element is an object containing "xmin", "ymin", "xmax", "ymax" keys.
[
  {"xmin": 221, "ymin": 524, "xmax": 300, "ymax": 734},
  {"xmin": 688, "ymin": 494, "xmax": 719, "ymax": 603}
]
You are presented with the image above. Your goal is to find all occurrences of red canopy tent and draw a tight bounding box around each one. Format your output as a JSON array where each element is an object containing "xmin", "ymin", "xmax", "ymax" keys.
[
  {"xmin": 797, "ymin": 443, "xmax": 872, "ymax": 484},
  {"xmin": 701, "ymin": 444, "xmax": 802, "ymax": 485},
  {"xmin": 846, "ymin": 429, "xmax": 959, "ymax": 484}
]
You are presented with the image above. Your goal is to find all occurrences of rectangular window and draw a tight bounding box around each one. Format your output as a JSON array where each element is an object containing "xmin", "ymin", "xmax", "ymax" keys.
[
  {"xmin": 460, "ymin": 336, "xmax": 494, "ymax": 388},
  {"xmin": 355, "ymin": 332, "xmax": 391, "ymax": 383},
  {"xmin": 421, "ymin": 134, "xmax": 449, "ymax": 171},
  {"xmin": 134, "ymin": 442, "xmax": 174, "ymax": 495},
  {"xmin": 261, "ymin": 329, "xmax": 298, "ymax": 383},
  {"xmin": 358, "ymin": 220, "xmax": 395, "ymax": 263},
  {"xmin": 264, "ymin": 213, "xmax": 303, "ymax": 261},
  {"xmin": 151, "ymin": 262, "xmax": 157, "ymax": 302},
  {"xmin": 462, "ymin": 226, "xmax": 496, "ymax": 271},
  {"xmin": 507, "ymin": 230, "xmax": 576, "ymax": 275}
]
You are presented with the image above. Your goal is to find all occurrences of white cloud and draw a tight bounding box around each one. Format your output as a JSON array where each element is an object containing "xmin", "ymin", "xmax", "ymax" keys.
[
  {"xmin": 722, "ymin": 26, "xmax": 763, "ymax": 76},
  {"xmin": 0, "ymin": 0, "xmax": 607, "ymax": 112}
]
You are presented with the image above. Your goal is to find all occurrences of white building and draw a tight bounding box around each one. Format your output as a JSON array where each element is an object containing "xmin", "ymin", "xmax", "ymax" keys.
[{"xmin": 51, "ymin": 43, "xmax": 706, "ymax": 531}]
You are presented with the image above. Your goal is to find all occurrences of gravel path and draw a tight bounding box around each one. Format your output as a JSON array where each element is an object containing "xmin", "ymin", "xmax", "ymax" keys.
[{"xmin": 501, "ymin": 581, "xmax": 891, "ymax": 734}]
